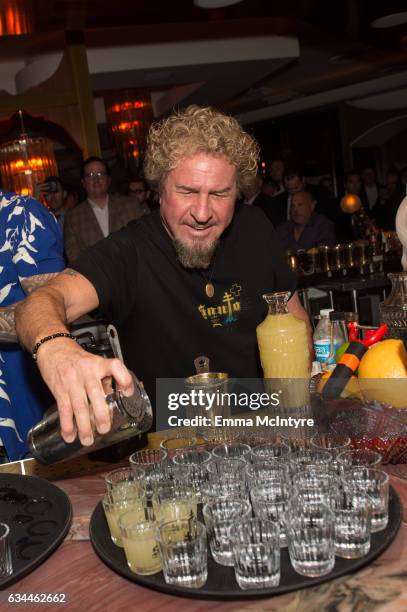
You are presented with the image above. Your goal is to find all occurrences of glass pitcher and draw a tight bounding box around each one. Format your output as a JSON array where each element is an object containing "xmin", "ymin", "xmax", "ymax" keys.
[
  {"xmin": 256, "ymin": 291, "xmax": 311, "ymax": 409},
  {"xmin": 379, "ymin": 272, "xmax": 407, "ymax": 343}
]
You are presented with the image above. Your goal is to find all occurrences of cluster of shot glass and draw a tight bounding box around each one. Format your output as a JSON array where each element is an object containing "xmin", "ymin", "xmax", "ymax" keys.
[{"xmin": 101, "ymin": 432, "xmax": 389, "ymax": 591}]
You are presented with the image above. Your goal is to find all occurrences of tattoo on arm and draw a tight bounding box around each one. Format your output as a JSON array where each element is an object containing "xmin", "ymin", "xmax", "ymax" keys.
[
  {"xmin": 0, "ymin": 272, "xmax": 60, "ymax": 343},
  {"xmin": 0, "ymin": 304, "xmax": 19, "ymax": 342},
  {"xmin": 20, "ymin": 272, "xmax": 60, "ymax": 295},
  {"xmin": 60, "ymin": 268, "xmax": 79, "ymax": 277}
]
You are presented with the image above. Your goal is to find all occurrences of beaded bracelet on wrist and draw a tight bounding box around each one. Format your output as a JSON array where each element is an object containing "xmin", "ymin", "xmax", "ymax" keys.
[{"xmin": 32, "ymin": 332, "xmax": 77, "ymax": 362}]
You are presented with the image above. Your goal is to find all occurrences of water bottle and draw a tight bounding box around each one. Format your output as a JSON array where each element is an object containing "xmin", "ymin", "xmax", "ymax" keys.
[
  {"xmin": 326, "ymin": 311, "xmax": 347, "ymax": 367},
  {"xmin": 313, "ymin": 309, "xmax": 333, "ymax": 364}
]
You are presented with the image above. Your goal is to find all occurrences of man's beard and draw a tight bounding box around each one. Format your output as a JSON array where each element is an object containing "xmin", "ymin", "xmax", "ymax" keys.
[{"xmin": 173, "ymin": 238, "xmax": 219, "ymax": 269}]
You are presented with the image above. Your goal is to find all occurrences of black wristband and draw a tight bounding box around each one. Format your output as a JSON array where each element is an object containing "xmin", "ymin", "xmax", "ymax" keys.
[{"xmin": 32, "ymin": 332, "xmax": 77, "ymax": 362}]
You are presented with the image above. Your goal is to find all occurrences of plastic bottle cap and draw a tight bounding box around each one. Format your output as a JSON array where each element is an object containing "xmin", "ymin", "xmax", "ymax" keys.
[{"xmin": 320, "ymin": 309, "xmax": 334, "ymax": 317}]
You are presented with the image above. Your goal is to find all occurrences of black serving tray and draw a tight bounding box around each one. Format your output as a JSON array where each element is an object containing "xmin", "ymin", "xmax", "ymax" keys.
[
  {"xmin": 89, "ymin": 486, "xmax": 402, "ymax": 600},
  {"xmin": 0, "ymin": 474, "xmax": 72, "ymax": 589}
]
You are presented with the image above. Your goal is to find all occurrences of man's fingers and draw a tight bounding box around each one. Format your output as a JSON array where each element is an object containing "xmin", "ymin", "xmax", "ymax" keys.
[
  {"xmin": 57, "ymin": 391, "xmax": 76, "ymax": 443},
  {"xmin": 43, "ymin": 350, "xmax": 135, "ymax": 446},
  {"xmin": 69, "ymin": 386, "xmax": 94, "ymax": 446},
  {"xmin": 85, "ymin": 379, "xmax": 112, "ymax": 435},
  {"xmin": 110, "ymin": 359, "xmax": 134, "ymax": 396}
]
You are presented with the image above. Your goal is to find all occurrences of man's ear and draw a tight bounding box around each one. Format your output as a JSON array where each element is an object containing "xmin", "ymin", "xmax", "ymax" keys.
[{"xmin": 311, "ymin": 200, "xmax": 316, "ymax": 212}]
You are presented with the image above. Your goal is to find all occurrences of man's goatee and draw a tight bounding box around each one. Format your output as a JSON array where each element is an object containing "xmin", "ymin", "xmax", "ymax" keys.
[{"xmin": 173, "ymin": 238, "xmax": 219, "ymax": 269}]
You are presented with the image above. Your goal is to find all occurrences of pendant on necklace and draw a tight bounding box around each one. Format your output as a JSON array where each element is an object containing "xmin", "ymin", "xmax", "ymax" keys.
[{"xmin": 205, "ymin": 282, "xmax": 215, "ymax": 298}]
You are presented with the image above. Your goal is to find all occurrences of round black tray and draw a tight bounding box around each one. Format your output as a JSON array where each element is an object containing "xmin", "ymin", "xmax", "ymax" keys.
[
  {"xmin": 89, "ymin": 486, "xmax": 402, "ymax": 600},
  {"xmin": 0, "ymin": 474, "xmax": 72, "ymax": 589}
]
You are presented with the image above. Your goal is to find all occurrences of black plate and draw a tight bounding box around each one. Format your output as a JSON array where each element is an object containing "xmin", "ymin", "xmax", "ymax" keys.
[
  {"xmin": 0, "ymin": 474, "xmax": 72, "ymax": 589},
  {"xmin": 89, "ymin": 486, "xmax": 402, "ymax": 600}
]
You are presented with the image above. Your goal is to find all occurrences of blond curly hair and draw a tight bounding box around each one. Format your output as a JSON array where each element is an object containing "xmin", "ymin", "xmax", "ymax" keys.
[{"xmin": 144, "ymin": 105, "xmax": 260, "ymax": 193}]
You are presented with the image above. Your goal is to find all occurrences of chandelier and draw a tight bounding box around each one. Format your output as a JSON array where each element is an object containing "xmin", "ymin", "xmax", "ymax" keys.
[
  {"xmin": 0, "ymin": 111, "xmax": 58, "ymax": 197},
  {"xmin": 105, "ymin": 90, "xmax": 153, "ymax": 167},
  {"xmin": 0, "ymin": 0, "xmax": 33, "ymax": 36}
]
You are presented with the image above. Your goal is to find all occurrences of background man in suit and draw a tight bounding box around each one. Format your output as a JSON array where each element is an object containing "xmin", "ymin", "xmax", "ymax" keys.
[
  {"xmin": 259, "ymin": 165, "xmax": 333, "ymax": 228},
  {"xmin": 361, "ymin": 167, "xmax": 381, "ymax": 212},
  {"xmin": 276, "ymin": 190, "xmax": 335, "ymax": 250},
  {"xmin": 64, "ymin": 156, "xmax": 146, "ymax": 263}
]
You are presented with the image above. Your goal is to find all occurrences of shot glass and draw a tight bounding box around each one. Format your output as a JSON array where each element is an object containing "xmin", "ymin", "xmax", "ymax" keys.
[
  {"xmin": 206, "ymin": 458, "xmax": 247, "ymax": 482},
  {"xmin": 279, "ymin": 432, "xmax": 310, "ymax": 451},
  {"xmin": 231, "ymin": 519, "xmax": 280, "ymax": 590},
  {"xmin": 130, "ymin": 450, "xmax": 169, "ymax": 501},
  {"xmin": 118, "ymin": 507, "xmax": 161, "ymax": 575},
  {"xmin": 156, "ymin": 519, "xmax": 208, "ymax": 588},
  {"xmin": 198, "ymin": 428, "xmax": 239, "ymax": 449},
  {"xmin": 201, "ymin": 477, "xmax": 249, "ymax": 503},
  {"xmin": 102, "ymin": 494, "xmax": 145, "ymax": 546},
  {"xmin": 152, "ymin": 482, "xmax": 197, "ymax": 524},
  {"xmin": 163, "ymin": 464, "xmax": 194, "ymax": 483},
  {"xmin": 250, "ymin": 442, "xmax": 291, "ymax": 462},
  {"xmin": 287, "ymin": 500, "xmax": 335, "ymax": 577},
  {"xmin": 292, "ymin": 471, "xmax": 341, "ymax": 509},
  {"xmin": 334, "ymin": 490, "xmax": 372, "ymax": 558},
  {"xmin": 250, "ymin": 481, "xmax": 289, "ymax": 547},
  {"xmin": 129, "ymin": 448, "xmax": 168, "ymax": 474},
  {"xmin": 104, "ymin": 466, "xmax": 146, "ymax": 503},
  {"xmin": 160, "ymin": 436, "xmax": 196, "ymax": 460},
  {"xmin": 211, "ymin": 442, "xmax": 252, "ymax": 462},
  {"xmin": 0, "ymin": 523, "xmax": 13, "ymax": 577},
  {"xmin": 203, "ymin": 498, "xmax": 252, "ymax": 566},
  {"xmin": 245, "ymin": 461, "xmax": 289, "ymax": 489},
  {"xmin": 337, "ymin": 449, "xmax": 382, "ymax": 472},
  {"xmin": 172, "ymin": 449, "xmax": 212, "ymax": 502},
  {"xmin": 343, "ymin": 468, "xmax": 389, "ymax": 532},
  {"xmin": 290, "ymin": 449, "xmax": 333, "ymax": 474},
  {"xmin": 310, "ymin": 434, "xmax": 351, "ymax": 457}
]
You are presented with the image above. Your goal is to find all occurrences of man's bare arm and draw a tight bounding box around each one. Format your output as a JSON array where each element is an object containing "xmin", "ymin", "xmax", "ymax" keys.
[
  {"xmin": 16, "ymin": 268, "xmax": 100, "ymax": 351},
  {"xmin": 15, "ymin": 268, "xmax": 134, "ymax": 446},
  {"xmin": 0, "ymin": 272, "xmax": 60, "ymax": 343},
  {"xmin": 287, "ymin": 291, "xmax": 314, "ymax": 359}
]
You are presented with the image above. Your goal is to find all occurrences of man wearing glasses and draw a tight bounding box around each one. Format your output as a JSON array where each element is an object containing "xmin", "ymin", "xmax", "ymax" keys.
[{"xmin": 64, "ymin": 157, "xmax": 145, "ymax": 263}]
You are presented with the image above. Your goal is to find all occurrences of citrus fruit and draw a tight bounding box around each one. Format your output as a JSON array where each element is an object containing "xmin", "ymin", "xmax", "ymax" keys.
[{"xmin": 358, "ymin": 339, "xmax": 407, "ymax": 408}]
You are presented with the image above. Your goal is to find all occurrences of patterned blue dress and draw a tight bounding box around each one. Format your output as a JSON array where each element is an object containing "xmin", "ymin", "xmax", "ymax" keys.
[{"xmin": 0, "ymin": 191, "xmax": 64, "ymax": 460}]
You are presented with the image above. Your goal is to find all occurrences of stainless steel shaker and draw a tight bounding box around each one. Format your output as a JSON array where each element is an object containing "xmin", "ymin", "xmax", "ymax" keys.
[{"xmin": 27, "ymin": 371, "xmax": 153, "ymax": 464}]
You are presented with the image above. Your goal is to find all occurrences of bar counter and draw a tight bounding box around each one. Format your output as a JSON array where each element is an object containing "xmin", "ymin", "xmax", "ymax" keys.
[{"xmin": 2, "ymin": 462, "xmax": 407, "ymax": 611}]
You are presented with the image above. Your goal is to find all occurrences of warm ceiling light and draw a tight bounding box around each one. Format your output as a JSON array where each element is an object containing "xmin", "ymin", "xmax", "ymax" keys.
[
  {"xmin": 104, "ymin": 90, "xmax": 153, "ymax": 167},
  {"xmin": 370, "ymin": 12, "xmax": 407, "ymax": 29},
  {"xmin": 0, "ymin": 0, "xmax": 33, "ymax": 36},
  {"xmin": 0, "ymin": 110, "xmax": 58, "ymax": 196},
  {"xmin": 194, "ymin": 0, "xmax": 243, "ymax": 8},
  {"xmin": 340, "ymin": 194, "xmax": 362, "ymax": 214}
]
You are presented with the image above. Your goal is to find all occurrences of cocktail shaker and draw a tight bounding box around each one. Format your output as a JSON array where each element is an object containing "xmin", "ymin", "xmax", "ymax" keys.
[{"xmin": 27, "ymin": 371, "xmax": 153, "ymax": 464}]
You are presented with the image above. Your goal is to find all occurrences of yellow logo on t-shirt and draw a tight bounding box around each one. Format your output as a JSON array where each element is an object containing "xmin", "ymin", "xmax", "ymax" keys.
[{"xmin": 198, "ymin": 283, "xmax": 241, "ymax": 328}]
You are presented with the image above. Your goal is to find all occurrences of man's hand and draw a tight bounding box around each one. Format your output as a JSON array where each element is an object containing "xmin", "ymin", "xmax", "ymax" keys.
[{"xmin": 36, "ymin": 338, "xmax": 134, "ymax": 446}]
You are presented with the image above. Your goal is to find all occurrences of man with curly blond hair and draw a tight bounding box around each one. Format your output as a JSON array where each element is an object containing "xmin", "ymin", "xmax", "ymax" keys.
[{"xmin": 16, "ymin": 106, "xmax": 311, "ymax": 446}]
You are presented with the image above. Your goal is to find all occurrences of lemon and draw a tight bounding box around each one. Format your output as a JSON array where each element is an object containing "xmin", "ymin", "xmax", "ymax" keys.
[{"xmin": 358, "ymin": 339, "xmax": 407, "ymax": 408}]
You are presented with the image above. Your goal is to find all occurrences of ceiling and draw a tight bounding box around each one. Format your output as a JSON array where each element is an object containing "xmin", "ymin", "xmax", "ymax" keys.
[{"xmin": 1, "ymin": 0, "xmax": 407, "ymax": 123}]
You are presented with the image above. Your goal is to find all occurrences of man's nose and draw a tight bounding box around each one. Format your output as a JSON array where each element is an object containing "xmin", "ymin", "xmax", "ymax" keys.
[{"xmin": 190, "ymin": 194, "xmax": 213, "ymax": 224}]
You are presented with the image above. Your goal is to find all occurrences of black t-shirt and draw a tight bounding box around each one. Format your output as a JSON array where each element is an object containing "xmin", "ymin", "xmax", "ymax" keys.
[{"xmin": 73, "ymin": 205, "xmax": 296, "ymax": 405}]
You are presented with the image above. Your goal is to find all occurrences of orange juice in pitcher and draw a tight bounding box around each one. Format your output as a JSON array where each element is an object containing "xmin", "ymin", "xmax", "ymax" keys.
[{"xmin": 256, "ymin": 291, "xmax": 311, "ymax": 408}]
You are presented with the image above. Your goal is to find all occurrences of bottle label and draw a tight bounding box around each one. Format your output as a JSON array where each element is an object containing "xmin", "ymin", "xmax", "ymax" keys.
[{"xmin": 314, "ymin": 340, "xmax": 331, "ymax": 363}]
